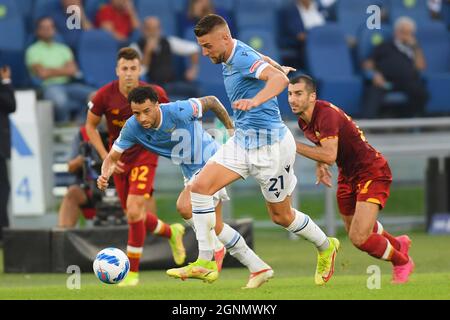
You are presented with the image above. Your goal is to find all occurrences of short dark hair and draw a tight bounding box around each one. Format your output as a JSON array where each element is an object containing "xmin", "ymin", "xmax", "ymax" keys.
[
  {"xmin": 194, "ymin": 14, "xmax": 228, "ymax": 37},
  {"xmin": 289, "ymin": 74, "xmax": 317, "ymax": 93},
  {"xmin": 117, "ymin": 47, "xmax": 140, "ymax": 62},
  {"xmin": 36, "ymin": 16, "xmax": 54, "ymax": 28},
  {"xmin": 128, "ymin": 86, "xmax": 159, "ymax": 105}
]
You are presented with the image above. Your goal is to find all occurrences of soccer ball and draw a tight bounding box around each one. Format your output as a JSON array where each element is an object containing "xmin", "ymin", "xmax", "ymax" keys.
[{"xmin": 93, "ymin": 248, "xmax": 130, "ymax": 284}]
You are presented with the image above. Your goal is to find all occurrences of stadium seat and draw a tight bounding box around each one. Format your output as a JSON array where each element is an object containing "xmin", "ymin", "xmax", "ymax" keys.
[
  {"xmin": 337, "ymin": 0, "xmax": 379, "ymax": 39},
  {"xmin": 416, "ymin": 22, "xmax": 450, "ymax": 114},
  {"xmin": 0, "ymin": 0, "xmax": 20, "ymax": 16},
  {"xmin": 14, "ymin": 0, "xmax": 34, "ymax": 32},
  {"xmin": 234, "ymin": 0, "xmax": 276, "ymax": 31},
  {"xmin": 77, "ymin": 30, "xmax": 118, "ymax": 88},
  {"xmin": 85, "ymin": 0, "xmax": 108, "ymax": 21},
  {"xmin": 417, "ymin": 22, "xmax": 450, "ymax": 74},
  {"xmin": 0, "ymin": 14, "xmax": 25, "ymax": 51},
  {"xmin": 306, "ymin": 24, "xmax": 363, "ymax": 115},
  {"xmin": 213, "ymin": 0, "xmax": 234, "ymax": 11},
  {"xmin": 356, "ymin": 25, "xmax": 392, "ymax": 64},
  {"xmin": 239, "ymin": 28, "xmax": 280, "ymax": 62},
  {"xmin": 136, "ymin": 0, "xmax": 177, "ymax": 36},
  {"xmin": 389, "ymin": 0, "xmax": 432, "ymax": 24},
  {"xmin": 0, "ymin": 50, "xmax": 30, "ymax": 88},
  {"xmin": 443, "ymin": 0, "xmax": 450, "ymax": 29},
  {"xmin": 307, "ymin": 25, "xmax": 355, "ymax": 77},
  {"xmin": 172, "ymin": 0, "xmax": 187, "ymax": 13},
  {"xmin": 423, "ymin": 74, "xmax": 450, "ymax": 114},
  {"xmin": 0, "ymin": 0, "xmax": 25, "ymax": 51},
  {"xmin": 14, "ymin": 0, "xmax": 34, "ymax": 19},
  {"xmin": 32, "ymin": 0, "xmax": 60, "ymax": 22}
]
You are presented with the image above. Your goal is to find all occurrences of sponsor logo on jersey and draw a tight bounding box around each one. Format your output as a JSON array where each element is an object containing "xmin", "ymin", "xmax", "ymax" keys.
[{"xmin": 112, "ymin": 119, "xmax": 126, "ymax": 127}]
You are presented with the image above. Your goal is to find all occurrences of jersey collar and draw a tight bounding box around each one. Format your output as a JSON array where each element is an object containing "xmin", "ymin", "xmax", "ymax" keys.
[
  {"xmin": 155, "ymin": 108, "xmax": 163, "ymax": 130},
  {"xmin": 225, "ymin": 39, "xmax": 237, "ymax": 65}
]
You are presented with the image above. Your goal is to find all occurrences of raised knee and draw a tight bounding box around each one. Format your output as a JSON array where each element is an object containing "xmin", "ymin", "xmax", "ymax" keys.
[
  {"xmin": 190, "ymin": 180, "xmax": 213, "ymax": 195},
  {"xmin": 176, "ymin": 201, "xmax": 192, "ymax": 219}
]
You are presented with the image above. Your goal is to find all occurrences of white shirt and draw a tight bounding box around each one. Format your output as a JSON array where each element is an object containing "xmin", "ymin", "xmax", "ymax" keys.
[{"xmin": 297, "ymin": 1, "xmax": 325, "ymax": 30}]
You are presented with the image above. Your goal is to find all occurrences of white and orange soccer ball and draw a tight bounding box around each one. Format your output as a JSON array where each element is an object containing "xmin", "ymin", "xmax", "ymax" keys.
[{"xmin": 93, "ymin": 248, "xmax": 129, "ymax": 284}]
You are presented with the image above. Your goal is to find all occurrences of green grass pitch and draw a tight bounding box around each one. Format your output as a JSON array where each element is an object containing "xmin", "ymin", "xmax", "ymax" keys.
[{"xmin": 1, "ymin": 229, "xmax": 449, "ymax": 300}]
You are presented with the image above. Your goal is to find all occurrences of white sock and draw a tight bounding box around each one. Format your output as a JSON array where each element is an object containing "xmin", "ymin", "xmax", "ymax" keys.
[
  {"xmin": 218, "ymin": 223, "xmax": 270, "ymax": 273},
  {"xmin": 286, "ymin": 209, "xmax": 329, "ymax": 252},
  {"xmin": 185, "ymin": 217, "xmax": 223, "ymax": 251},
  {"xmin": 191, "ymin": 192, "xmax": 216, "ymax": 260}
]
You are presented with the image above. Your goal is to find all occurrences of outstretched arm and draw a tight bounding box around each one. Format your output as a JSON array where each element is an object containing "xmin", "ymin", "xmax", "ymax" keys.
[
  {"xmin": 97, "ymin": 149, "xmax": 122, "ymax": 191},
  {"xmin": 198, "ymin": 96, "xmax": 234, "ymax": 130},
  {"xmin": 233, "ymin": 65, "xmax": 289, "ymax": 111},
  {"xmin": 296, "ymin": 137, "xmax": 338, "ymax": 166},
  {"xmin": 260, "ymin": 54, "xmax": 296, "ymax": 76}
]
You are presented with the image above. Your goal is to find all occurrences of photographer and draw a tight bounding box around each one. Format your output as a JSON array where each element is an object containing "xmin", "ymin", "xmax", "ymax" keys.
[
  {"xmin": 57, "ymin": 126, "xmax": 107, "ymax": 228},
  {"xmin": 0, "ymin": 66, "xmax": 16, "ymax": 242}
]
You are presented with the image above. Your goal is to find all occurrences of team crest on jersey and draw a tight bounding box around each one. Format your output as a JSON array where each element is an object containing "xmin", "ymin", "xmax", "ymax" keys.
[
  {"xmin": 111, "ymin": 108, "xmax": 120, "ymax": 115},
  {"xmin": 315, "ymin": 131, "xmax": 321, "ymax": 138}
]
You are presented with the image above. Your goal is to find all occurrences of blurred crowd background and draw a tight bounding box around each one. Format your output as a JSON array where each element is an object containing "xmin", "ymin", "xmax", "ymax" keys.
[{"xmin": 0, "ymin": 0, "xmax": 449, "ymax": 124}]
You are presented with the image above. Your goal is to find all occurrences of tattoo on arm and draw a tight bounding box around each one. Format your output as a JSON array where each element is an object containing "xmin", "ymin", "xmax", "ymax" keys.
[
  {"xmin": 199, "ymin": 96, "xmax": 234, "ymax": 130},
  {"xmin": 261, "ymin": 54, "xmax": 284, "ymax": 73}
]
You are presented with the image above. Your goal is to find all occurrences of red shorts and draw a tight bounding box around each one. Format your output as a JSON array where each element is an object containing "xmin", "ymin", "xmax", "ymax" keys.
[
  {"xmin": 113, "ymin": 150, "xmax": 158, "ymax": 210},
  {"xmin": 80, "ymin": 188, "xmax": 96, "ymax": 219},
  {"xmin": 337, "ymin": 159, "xmax": 392, "ymax": 216}
]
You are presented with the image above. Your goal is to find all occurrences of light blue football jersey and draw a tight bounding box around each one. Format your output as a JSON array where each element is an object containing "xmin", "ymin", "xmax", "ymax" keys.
[
  {"xmin": 222, "ymin": 39, "xmax": 287, "ymax": 149},
  {"xmin": 113, "ymin": 99, "xmax": 219, "ymax": 180}
]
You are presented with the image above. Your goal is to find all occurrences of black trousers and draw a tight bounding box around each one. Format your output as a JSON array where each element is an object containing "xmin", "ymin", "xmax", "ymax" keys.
[
  {"xmin": 363, "ymin": 80, "xmax": 429, "ymax": 119},
  {"xmin": 0, "ymin": 156, "xmax": 9, "ymax": 240}
]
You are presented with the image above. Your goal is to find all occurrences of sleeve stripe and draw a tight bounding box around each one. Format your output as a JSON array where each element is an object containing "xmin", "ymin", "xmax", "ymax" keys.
[
  {"xmin": 190, "ymin": 98, "xmax": 203, "ymax": 118},
  {"xmin": 255, "ymin": 62, "xmax": 270, "ymax": 79},
  {"xmin": 250, "ymin": 60, "xmax": 264, "ymax": 73},
  {"xmin": 112, "ymin": 144, "xmax": 125, "ymax": 153},
  {"xmin": 319, "ymin": 136, "xmax": 338, "ymax": 143},
  {"xmin": 88, "ymin": 101, "xmax": 94, "ymax": 110}
]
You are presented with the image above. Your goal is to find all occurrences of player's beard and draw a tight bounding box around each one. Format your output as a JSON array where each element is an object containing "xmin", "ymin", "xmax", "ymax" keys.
[
  {"xmin": 210, "ymin": 52, "xmax": 225, "ymax": 64},
  {"xmin": 291, "ymin": 103, "xmax": 307, "ymax": 116}
]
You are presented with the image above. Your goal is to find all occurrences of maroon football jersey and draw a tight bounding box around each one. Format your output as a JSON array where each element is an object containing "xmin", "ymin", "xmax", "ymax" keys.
[
  {"xmin": 89, "ymin": 80, "xmax": 169, "ymax": 164},
  {"xmin": 298, "ymin": 100, "xmax": 384, "ymax": 177}
]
